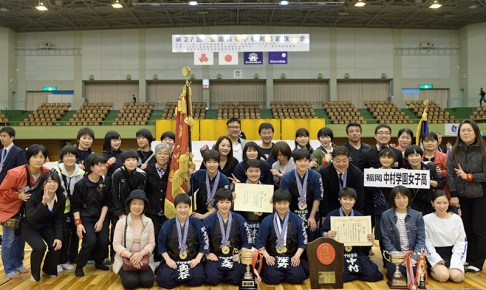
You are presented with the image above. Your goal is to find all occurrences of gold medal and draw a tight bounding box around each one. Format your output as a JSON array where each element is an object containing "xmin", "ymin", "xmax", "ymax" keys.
[
  {"xmin": 222, "ymin": 245, "xmax": 230, "ymax": 254},
  {"xmin": 276, "ymin": 248, "xmax": 282, "ymax": 254},
  {"xmin": 298, "ymin": 203, "xmax": 307, "ymax": 210},
  {"xmin": 207, "ymin": 204, "xmax": 213, "ymax": 211},
  {"xmin": 281, "ymin": 246, "xmax": 287, "ymax": 253},
  {"xmin": 179, "ymin": 251, "xmax": 187, "ymax": 259},
  {"xmin": 345, "ymin": 246, "xmax": 353, "ymax": 252},
  {"xmin": 254, "ymin": 212, "xmax": 262, "ymax": 216}
]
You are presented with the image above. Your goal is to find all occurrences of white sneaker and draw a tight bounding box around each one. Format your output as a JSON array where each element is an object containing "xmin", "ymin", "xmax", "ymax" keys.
[
  {"xmin": 61, "ymin": 263, "xmax": 74, "ymax": 270},
  {"xmin": 57, "ymin": 265, "xmax": 63, "ymax": 273}
]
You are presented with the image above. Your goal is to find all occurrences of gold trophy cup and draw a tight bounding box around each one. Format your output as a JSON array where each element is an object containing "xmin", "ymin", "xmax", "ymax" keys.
[
  {"xmin": 383, "ymin": 250, "xmax": 407, "ymax": 289},
  {"xmin": 238, "ymin": 248, "xmax": 257, "ymax": 290}
]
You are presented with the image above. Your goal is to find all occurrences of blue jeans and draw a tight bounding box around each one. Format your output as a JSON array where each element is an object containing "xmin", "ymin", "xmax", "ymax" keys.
[{"xmin": 1, "ymin": 223, "xmax": 26, "ymax": 274}]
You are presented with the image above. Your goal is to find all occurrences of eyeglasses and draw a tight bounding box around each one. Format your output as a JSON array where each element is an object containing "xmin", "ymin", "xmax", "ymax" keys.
[
  {"xmin": 376, "ymin": 131, "xmax": 391, "ymax": 136},
  {"xmin": 227, "ymin": 126, "xmax": 241, "ymax": 130}
]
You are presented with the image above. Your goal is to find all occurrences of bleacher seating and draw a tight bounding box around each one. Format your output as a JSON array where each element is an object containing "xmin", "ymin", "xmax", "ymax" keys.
[
  {"xmin": 0, "ymin": 111, "xmax": 9, "ymax": 125},
  {"xmin": 323, "ymin": 101, "xmax": 365, "ymax": 124},
  {"xmin": 365, "ymin": 101, "xmax": 412, "ymax": 124},
  {"xmin": 406, "ymin": 101, "xmax": 457, "ymax": 123},
  {"xmin": 270, "ymin": 101, "xmax": 316, "ymax": 119},
  {"xmin": 161, "ymin": 102, "xmax": 206, "ymax": 120},
  {"xmin": 113, "ymin": 102, "xmax": 153, "ymax": 125},
  {"xmin": 65, "ymin": 102, "xmax": 111, "ymax": 126},
  {"xmin": 470, "ymin": 107, "xmax": 486, "ymax": 122},
  {"xmin": 20, "ymin": 103, "xmax": 70, "ymax": 126},
  {"xmin": 217, "ymin": 102, "xmax": 260, "ymax": 119}
]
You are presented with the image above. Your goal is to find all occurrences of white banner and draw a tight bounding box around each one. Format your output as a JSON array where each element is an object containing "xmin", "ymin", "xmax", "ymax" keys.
[
  {"xmin": 194, "ymin": 52, "xmax": 214, "ymax": 65},
  {"xmin": 219, "ymin": 52, "xmax": 238, "ymax": 65},
  {"xmin": 173, "ymin": 34, "xmax": 310, "ymax": 52},
  {"xmin": 363, "ymin": 169, "xmax": 430, "ymax": 189},
  {"xmin": 445, "ymin": 123, "xmax": 460, "ymax": 136}
]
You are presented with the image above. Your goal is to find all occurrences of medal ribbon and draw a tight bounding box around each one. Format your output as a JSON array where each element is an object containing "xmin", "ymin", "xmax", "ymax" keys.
[
  {"xmin": 339, "ymin": 207, "xmax": 354, "ymax": 216},
  {"xmin": 205, "ymin": 171, "xmax": 220, "ymax": 206},
  {"xmin": 176, "ymin": 217, "xmax": 190, "ymax": 255},
  {"xmin": 217, "ymin": 211, "xmax": 233, "ymax": 248},
  {"xmin": 295, "ymin": 169, "xmax": 309, "ymax": 208},
  {"xmin": 273, "ymin": 212, "xmax": 289, "ymax": 251}
]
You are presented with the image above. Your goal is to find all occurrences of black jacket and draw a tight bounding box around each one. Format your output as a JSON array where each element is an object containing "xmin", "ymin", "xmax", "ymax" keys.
[
  {"xmin": 23, "ymin": 189, "xmax": 66, "ymax": 240},
  {"xmin": 0, "ymin": 145, "xmax": 26, "ymax": 184},
  {"xmin": 144, "ymin": 163, "xmax": 170, "ymax": 216},
  {"xmin": 137, "ymin": 149, "xmax": 156, "ymax": 167},
  {"xmin": 71, "ymin": 175, "xmax": 111, "ymax": 219},
  {"xmin": 342, "ymin": 141, "xmax": 371, "ymax": 167},
  {"xmin": 102, "ymin": 150, "xmax": 123, "ymax": 178},
  {"xmin": 110, "ymin": 166, "xmax": 147, "ymax": 217},
  {"xmin": 409, "ymin": 162, "xmax": 445, "ymax": 214},
  {"xmin": 356, "ymin": 145, "xmax": 404, "ymax": 171}
]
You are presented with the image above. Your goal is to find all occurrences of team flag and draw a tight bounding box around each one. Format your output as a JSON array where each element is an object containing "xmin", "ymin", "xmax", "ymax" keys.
[{"xmin": 416, "ymin": 101, "xmax": 429, "ymax": 145}]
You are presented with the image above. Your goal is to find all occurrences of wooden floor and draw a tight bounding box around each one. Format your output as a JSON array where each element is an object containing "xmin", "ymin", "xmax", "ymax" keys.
[{"xmin": 1, "ymin": 242, "xmax": 486, "ymax": 289}]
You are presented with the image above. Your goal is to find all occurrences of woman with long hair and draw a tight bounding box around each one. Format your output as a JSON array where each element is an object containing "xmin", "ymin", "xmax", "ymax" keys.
[
  {"xmin": 200, "ymin": 136, "xmax": 238, "ymax": 179},
  {"xmin": 232, "ymin": 141, "xmax": 273, "ymax": 185},
  {"xmin": 293, "ymin": 128, "xmax": 314, "ymax": 154},
  {"xmin": 102, "ymin": 130, "xmax": 123, "ymax": 178},
  {"xmin": 446, "ymin": 119, "xmax": 486, "ymax": 272}
]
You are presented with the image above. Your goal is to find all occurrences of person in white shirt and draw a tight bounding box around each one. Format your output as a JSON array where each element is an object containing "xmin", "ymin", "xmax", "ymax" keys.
[{"xmin": 424, "ymin": 190, "xmax": 467, "ymax": 283}]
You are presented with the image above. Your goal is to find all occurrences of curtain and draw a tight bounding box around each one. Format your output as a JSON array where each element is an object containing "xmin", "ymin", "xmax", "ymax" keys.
[
  {"xmin": 419, "ymin": 89, "xmax": 448, "ymax": 108},
  {"xmin": 147, "ymin": 82, "xmax": 203, "ymax": 105},
  {"xmin": 210, "ymin": 81, "xmax": 266, "ymax": 109},
  {"xmin": 337, "ymin": 81, "xmax": 390, "ymax": 108},
  {"xmin": 26, "ymin": 92, "xmax": 49, "ymax": 110},
  {"xmin": 84, "ymin": 82, "xmax": 139, "ymax": 110},
  {"xmin": 274, "ymin": 81, "xmax": 329, "ymax": 108}
]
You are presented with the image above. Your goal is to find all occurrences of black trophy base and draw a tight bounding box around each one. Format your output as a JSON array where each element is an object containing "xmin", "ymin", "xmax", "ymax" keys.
[
  {"xmin": 387, "ymin": 275, "xmax": 408, "ymax": 289},
  {"xmin": 239, "ymin": 278, "xmax": 258, "ymax": 290}
]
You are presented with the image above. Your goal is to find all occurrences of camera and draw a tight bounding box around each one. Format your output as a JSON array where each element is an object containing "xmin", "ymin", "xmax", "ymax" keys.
[{"xmin": 19, "ymin": 186, "xmax": 34, "ymax": 194}]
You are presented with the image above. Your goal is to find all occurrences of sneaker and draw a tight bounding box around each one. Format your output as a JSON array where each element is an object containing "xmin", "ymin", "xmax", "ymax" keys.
[
  {"xmin": 87, "ymin": 260, "xmax": 95, "ymax": 265},
  {"xmin": 42, "ymin": 271, "xmax": 56, "ymax": 278},
  {"xmin": 102, "ymin": 258, "xmax": 112, "ymax": 265},
  {"xmin": 17, "ymin": 266, "xmax": 29, "ymax": 274},
  {"xmin": 57, "ymin": 265, "xmax": 63, "ymax": 273},
  {"xmin": 75, "ymin": 267, "xmax": 84, "ymax": 277},
  {"xmin": 466, "ymin": 266, "xmax": 480, "ymax": 273},
  {"xmin": 61, "ymin": 263, "xmax": 74, "ymax": 270},
  {"xmin": 95, "ymin": 263, "xmax": 109, "ymax": 271},
  {"xmin": 7, "ymin": 271, "xmax": 20, "ymax": 279},
  {"xmin": 464, "ymin": 261, "xmax": 470, "ymax": 266}
]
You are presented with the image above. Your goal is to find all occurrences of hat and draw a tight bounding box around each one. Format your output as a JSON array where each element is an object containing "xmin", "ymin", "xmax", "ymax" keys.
[{"xmin": 125, "ymin": 189, "xmax": 149, "ymax": 209}]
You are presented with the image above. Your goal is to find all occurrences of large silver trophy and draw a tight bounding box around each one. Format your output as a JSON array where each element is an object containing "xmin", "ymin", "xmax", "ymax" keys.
[
  {"xmin": 238, "ymin": 248, "xmax": 257, "ymax": 290},
  {"xmin": 383, "ymin": 250, "xmax": 407, "ymax": 289}
]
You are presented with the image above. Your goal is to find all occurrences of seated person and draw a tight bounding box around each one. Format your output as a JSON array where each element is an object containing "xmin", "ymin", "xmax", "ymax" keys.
[
  {"xmin": 381, "ymin": 185, "xmax": 425, "ymax": 278},
  {"xmin": 255, "ymin": 189, "xmax": 309, "ymax": 285},
  {"xmin": 188, "ymin": 150, "xmax": 230, "ymax": 220},
  {"xmin": 424, "ymin": 190, "xmax": 466, "ymax": 283},
  {"xmin": 203, "ymin": 188, "xmax": 252, "ymax": 285},
  {"xmin": 155, "ymin": 194, "xmax": 209, "ymax": 288},
  {"xmin": 320, "ymin": 187, "xmax": 383, "ymax": 282}
]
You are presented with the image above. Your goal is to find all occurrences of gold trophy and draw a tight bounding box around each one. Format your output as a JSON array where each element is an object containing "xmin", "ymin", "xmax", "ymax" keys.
[
  {"xmin": 383, "ymin": 250, "xmax": 407, "ymax": 289},
  {"xmin": 238, "ymin": 248, "xmax": 257, "ymax": 290}
]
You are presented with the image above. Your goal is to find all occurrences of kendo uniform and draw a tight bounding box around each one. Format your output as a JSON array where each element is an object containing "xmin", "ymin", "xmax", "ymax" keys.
[
  {"xmin": 189, "ymin": 170, "xmax": 230, "ymax": 215},
  {"xmin": 320, "ymin": 208, "xmax": 383, "ymax": 282},
  {"xmin": 255, "ymin": 212, "xmax": 309, "ymax": 285},
  {"xmin": 280, "ymin": 169, "xmax": 323, "ymax": 242},
  {"xmin": 203, "ymin": 211, "xmax": 252, "ymax": 285},
  {"xmin": 232, "ymin": 160, "xmax": 274, "ymax": 185},
  {"xmin": 155, "ymin": 216, "xmax": 209, "ymax": 288}
]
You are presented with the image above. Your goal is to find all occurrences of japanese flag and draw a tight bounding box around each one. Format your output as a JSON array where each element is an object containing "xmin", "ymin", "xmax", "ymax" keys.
[
  {"xmin": 219, "ymin": 52, "xmax": 238, "ymax": 65},
  {"xmin": 194, "ymin": 52, "xmax": 214, "ymax": 65}
]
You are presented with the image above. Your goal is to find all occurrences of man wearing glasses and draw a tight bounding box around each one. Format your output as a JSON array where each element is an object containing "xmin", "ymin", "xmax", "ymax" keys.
[{"xmin": 201, "ymin": 117, "xmax": 248, "ymax": 162}]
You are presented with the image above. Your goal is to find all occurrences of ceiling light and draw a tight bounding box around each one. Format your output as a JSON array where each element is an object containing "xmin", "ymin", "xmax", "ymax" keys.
[
  {"xmin": 469, "ymin": 4, "xmax": 477, "ymax": 8},
  {"xmin": 36, "ymin": 1, "xmax": 48, "ymax": 11},
  {"xmin": 112, "ymin": 0, "xmax": 123, "ymax": 8},
  {"xmin": 354, "ymin": 0, "xmax": 366, "ymax": 7},
  {"xmin": 429, "ymin": 0, "xmax": 442, "ymax": 8},
  {"xmin": 279, "ymin": 1, "xmax": 289, "ymax": 5},
  {"xmin": 188, "ymin": 1, "xmax": 198, "ymax": 5}
]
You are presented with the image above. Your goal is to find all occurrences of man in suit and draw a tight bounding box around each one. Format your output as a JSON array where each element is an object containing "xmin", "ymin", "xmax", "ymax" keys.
[
  {"xmin": 319, "ymin": 146, "xmax": 364, "ymax": 218},
  {"xmin": 342, "ymin": 122, "xmax": 371, "ymax": 167},
  {"xmin": 0, "ymin": 127, "xmax": 26, "ymax": 185},
  {"xmin": 355, "ymin": 124, "xmax": 404, "ymax": 171}
]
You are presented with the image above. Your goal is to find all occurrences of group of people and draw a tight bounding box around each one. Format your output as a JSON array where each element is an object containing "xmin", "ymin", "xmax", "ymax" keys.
[{"xmin": 0, "ymin": 114, "xmax": 483, "ymax": 288}]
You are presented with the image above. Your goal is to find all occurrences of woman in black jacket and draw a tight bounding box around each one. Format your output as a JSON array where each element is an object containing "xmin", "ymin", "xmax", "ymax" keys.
[
  {"xmin": 102, "ymin": 130, "xmax": 123, "ymax": 178},
  {"xmin": 144, "ymin": 142, "xmax": 171, "ymax": 263},
  {"xmin": 22, "ymin": 171, "xmax": 66, "ymax": 282}
]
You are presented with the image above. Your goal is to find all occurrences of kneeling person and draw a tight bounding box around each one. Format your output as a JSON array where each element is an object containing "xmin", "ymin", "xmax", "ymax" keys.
[
  {"xmin": 203, "ymin": 188, "xmax": 252, "ymax": 285},
  {"xmin": 255, "ymin": 189, "xmax": 309, "ymax": 285},
  {"xmin": 320, "ymin": 187, "xmax": 383, "ymax": 282}
]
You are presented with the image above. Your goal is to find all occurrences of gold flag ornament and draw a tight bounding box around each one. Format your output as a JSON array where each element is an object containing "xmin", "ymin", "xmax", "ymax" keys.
[{"xmin": 164, "ymin": 67, "xmax": 195, "ymax": 219}]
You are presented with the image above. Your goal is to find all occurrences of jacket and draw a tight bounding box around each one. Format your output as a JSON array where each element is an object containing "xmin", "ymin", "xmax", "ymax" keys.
[
  {"xmin": 137, "ymin": 149, "xmax": 156, "ymax": 167},
  {"xmin": 111, "ymin": 166, "xmax": 147, "ymax": 217},
  {"xmin": 53, "ymin": 163, "xmax": 85, "ymax": 213},
  {"xmin": 408, "ymin": 162, "xmax": 445, "ymax": 214},
  {"xmin": 0, "ymin": 164, "xmax": 50, "ymax": 222},
  {"xmin": 71, "ymin": 175, "xmax": 111, "ymax": 219},
  {"xmin": 311, "ymin": 144, "xmax": 337, "ymax": 172},
  {"xmin": 356, "ymin": 145, "xmax": 404, "ymax": 171},
  {"xmin": 380, "ymin": 207, "xmax": 425, "ymax": 260},
  {"xmin": 0, "ymin": 144, "xmax": 26, "ymax": 184},
  {"xmin": 342, "ymin": 141, "xmax": 371, "ymax": 167},
  {"xmin": 422, "ymin": 150, "xmax": 450, "ymax": 196},
  {"xmin": 446, "ymin": 141, "xmax": 486, "ymax": 199},
  {"xmin": 112, "ymin": 213, "xmax": 156, "ymax": 274},
  {"xmin": 102, "ymin": 150, "xmax": 123, "ymax": 178},
  {"xmin": 144, "ymin": 163, "xmax": 170, "ymax": 216},
  {"xmin": 22, "ymin": 188, "xmax": 66, "ymax": 240}
]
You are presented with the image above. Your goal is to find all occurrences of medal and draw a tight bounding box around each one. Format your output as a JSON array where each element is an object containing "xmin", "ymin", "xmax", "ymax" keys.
[
  {"xmin": 222, "ymin": 245, "xmax": 230, "ymax": 254},
  {"xmin": 254, "ymin": 212, "xmax": 262, "ymax": 216},
  {"xmin": 345, "ymin": 246, "xmax": 353, "ymax": 252},
  {"xmin": 179, "ymin": 251, "xmax": 187, "ymax": 259},
  {"xmin": 217, "ymin": 212, "xmax": 233, "ymax": 256},
  {"xmin": 273, "ymin": 212, "xmax": 290, "ymax": 255},
  {"xmin": 281, "ymin": 246, "xmax": 287, "ymax": 253},
  {"xmin": 276, "ymin": 248, "xmax": 282, "ymax": 254},
  {"xmin": 205, "ymin": 171, "xmax": 220, "ymax": 211},
  {"xmin": 295, "ymin": 169, "xmax": 309, "ymax": 212}
]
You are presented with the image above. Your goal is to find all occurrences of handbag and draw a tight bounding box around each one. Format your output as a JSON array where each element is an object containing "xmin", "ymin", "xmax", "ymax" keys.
[
  {"xmin": 0, "ymin": 217, "xmax": 20, "ymax": 229},
  {"xmin": 122, "ymin": 215, "xmax": 149, "ymax": 272}
]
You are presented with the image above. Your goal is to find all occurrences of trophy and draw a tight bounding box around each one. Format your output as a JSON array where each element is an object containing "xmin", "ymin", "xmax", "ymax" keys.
[
  {"xmin": 383, "ymin": 250, "xmax": 407, "ymax": 289},
  {"xmin": 238, "ymin": 248, "xmax": 258, "ymax": 290},
  {"xmin": 418, "ymin": 248, "xmax": 427, "ymax": 289}
]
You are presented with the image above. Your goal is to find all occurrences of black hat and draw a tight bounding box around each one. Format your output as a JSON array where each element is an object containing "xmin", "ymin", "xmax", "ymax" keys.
[{"xmin": 125, "ymin": 189, "xmax": 149, "ymax": 209}]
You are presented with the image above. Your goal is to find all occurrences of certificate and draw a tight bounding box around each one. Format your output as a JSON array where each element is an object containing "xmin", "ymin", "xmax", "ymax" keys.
[
  {"xmin": 233, "ymin": 183, "xmax": 274, "ymax": 213},
  {"xmin": 330, "ymin": 216, "xmax": 372, "ymax": 246}
]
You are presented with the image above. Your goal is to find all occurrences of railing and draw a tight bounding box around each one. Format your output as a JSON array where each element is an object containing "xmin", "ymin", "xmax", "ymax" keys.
[
  {"xmin": 451, "ymin": 97, "xmax": 481, "ymax": 108},
  {"xmin": 0, "ymin": 101, "xmax": 27, "ymax": 111}
]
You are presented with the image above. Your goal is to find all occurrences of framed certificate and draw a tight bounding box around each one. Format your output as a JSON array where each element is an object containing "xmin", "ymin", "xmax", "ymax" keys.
[
  {"xmin": 330, "ymin": 216, "xmax": 372, "ymax": 246},
  {"xmin": 233, "ymin": 183, "xmax": 274, "ymax": 213}
]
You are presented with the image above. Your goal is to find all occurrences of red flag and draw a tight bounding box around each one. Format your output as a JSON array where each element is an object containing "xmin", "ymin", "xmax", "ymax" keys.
[{"xmin": 165, "ymin": 84, "xmax": 194, "ymax": 219}]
